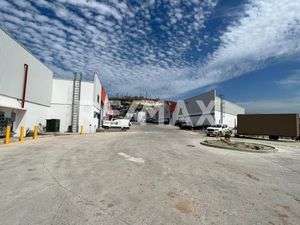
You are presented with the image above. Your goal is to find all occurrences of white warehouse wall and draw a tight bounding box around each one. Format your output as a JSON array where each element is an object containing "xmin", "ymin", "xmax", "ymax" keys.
[
  {"xmin": 0, "ymin": 101, "xmax": 51, "ymax": 137},
  {"xmin": 176, "ymin": 90, "xmax": 245, "ymax": 128},
  {"xmin": 24, "ymin": 102, "xmax": 50, "ymax": 131},
  {"xmin": 49, "ymin": 78, "xmax": 73, "ymax": 132},
  {"xmin": 215, "ymin": 97, "xmax": 245, "ymax": 116},
  {"xmin": 0, "ymin": 28, "xmax": 53, "ymax": 136},
  {"xmin": 215, "ymin": 96, "xmax": 245, "ymax": 128},
  {"xmin": 0, "ymin": 28, "xmax": 53, "ymax": 106},
  {"xmin": 49, "ymin": 74, "xmax": 102, "ymax": 133},
  {"xmin": 51, "ymin": 79, "xmax": 74, "ymax": 105},
  {"xmin": 175, "ymin": 90, "xmax": 216, "ymax": 126},
  {"xmin": 184, "ymin": 90, "xmax": 216, "ymax": 116},
  {"xmin": 0, "ymin": 95, "xmax": 26, "ymax": 135},
  {"xmin": 0, "ymin": 28, "xmax": 110, "ymax": 136},
  {"xmin": 214, "ymin": 111, "xmax": 238, "ymax": 128},
  {"xmin": 79, "ymin": 79, "xmax": 100, "ymax": 133}
]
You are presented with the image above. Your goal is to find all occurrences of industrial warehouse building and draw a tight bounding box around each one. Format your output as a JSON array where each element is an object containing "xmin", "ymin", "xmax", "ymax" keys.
[
  {"xmin": 0, "ymin": 27, "xmax": 110, "ymax": 137},
  {"xmin": 175, "ymin": 90, "xmax": 245, "ymax": 128},
  {"xmin": 50, "ymin": 74, "xmax": 111, "ymax": 133},
  {"xmin": 0, "ymin": 28, "xmax": 53, "ymax": 136}
]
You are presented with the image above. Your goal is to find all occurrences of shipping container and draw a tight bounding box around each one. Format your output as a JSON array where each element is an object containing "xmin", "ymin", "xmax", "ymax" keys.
[{"xmin": 237, "ymin": 114, "xmax": 300, "ymax": 140}]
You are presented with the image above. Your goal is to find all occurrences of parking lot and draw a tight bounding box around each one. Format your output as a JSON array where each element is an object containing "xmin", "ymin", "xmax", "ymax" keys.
[{"xmin": 0, "ymin": 125, "xmax": 300, "ymax": 225}]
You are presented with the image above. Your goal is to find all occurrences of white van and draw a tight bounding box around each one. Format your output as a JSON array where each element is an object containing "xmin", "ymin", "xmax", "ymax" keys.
[{"xmin": 103, "ymin": 118, "xmax": 130, "ymax": 131}]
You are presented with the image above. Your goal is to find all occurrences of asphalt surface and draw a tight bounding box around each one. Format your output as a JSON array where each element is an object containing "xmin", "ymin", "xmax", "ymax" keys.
[{"xmin": 0, "ymin": 125, "xmax": 300, "ymax": 225}]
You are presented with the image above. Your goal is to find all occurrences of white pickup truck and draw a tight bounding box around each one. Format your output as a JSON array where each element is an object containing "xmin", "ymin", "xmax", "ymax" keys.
[
  {"xmin": 206, "ymin": 124, "xmax": 232, "ymax": 137},
  {"xmin": 103, "ymin": 118, "xmax": 131, "ymax": 131}
]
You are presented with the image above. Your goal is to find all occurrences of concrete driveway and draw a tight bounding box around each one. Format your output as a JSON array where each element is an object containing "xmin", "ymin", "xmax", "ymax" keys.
[{"xmin": 0, "ymin": 125, "xmax": 300, "ymax": 225}]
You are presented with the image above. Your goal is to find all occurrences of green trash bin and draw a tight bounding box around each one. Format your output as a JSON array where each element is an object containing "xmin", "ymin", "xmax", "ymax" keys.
[{"xmin": 46, "ymin": 119, "xmax": 60, "ymax": 132}]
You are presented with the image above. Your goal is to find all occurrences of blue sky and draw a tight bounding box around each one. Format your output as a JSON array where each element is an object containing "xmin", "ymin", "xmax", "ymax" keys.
[{"xmin": 0, "ymin": 0, "xmax": 300, "ymax": 113}]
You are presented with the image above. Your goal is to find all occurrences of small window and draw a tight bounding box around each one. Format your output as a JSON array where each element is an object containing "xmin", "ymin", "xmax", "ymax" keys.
[{"xmin": 97, "ymin": 94, "xmax": 100, "ymax": 103}]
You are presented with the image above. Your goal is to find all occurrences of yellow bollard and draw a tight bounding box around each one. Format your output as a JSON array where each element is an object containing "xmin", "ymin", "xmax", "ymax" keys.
[
  {"xmin": 33, "ymin": 126, "xmax": 38, "ymax": 140},
  {"xmin": 80, "ymin": 125, "xmax": 83, "ymax": 135},
  {"xmin": 19, "ymin": 126, "xmax": 24, "ymax": 142},
  {"xmin": 5, "ymin": 126, "xmax": 11, "ymax": 144}
]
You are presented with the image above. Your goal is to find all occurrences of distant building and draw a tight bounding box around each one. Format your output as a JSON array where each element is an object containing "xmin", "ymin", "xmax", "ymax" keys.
[
  {"xmin": 110, "ymin": 100, "xmax": 122, "ymax": 109},
  {"xmin": 175, "ymin": 90, "xmax": 245, "ymax": 128},
  {"xmin": 145, "ymin": 102, "xmax": 173, "ymax": 123}
]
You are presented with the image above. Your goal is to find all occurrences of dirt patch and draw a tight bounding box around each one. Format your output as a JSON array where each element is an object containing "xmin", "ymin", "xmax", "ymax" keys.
[
  {"xmin": 201, "ymin": 139, "xmax": 275, "ymax": 153},
  {"xmin": 168, "ymin": 192, "xmax": 194, "ymax": 214},
  {"xmin": 107, "ymin": 203, "xmax": 114, "ymax": 208},
  {"xmin": 167, "ymin": 191, "xmax": 177, "ymax": 198},
  {"xmin": 175, "ymin": 200, "xmax": 194, "ymax": 214}
]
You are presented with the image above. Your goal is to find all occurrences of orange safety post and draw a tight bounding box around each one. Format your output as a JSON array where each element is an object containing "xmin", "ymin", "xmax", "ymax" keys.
[
  {"xmin": 33, "ymin": 126, "xmax": 38, "ymax": 140},
  {"xmin": 19, "ymin": 126, "xmax": 24, "ymax": 142},
  {"xmin": 5, "ymin": 126, "xmax": 11, "ymax": 144}
]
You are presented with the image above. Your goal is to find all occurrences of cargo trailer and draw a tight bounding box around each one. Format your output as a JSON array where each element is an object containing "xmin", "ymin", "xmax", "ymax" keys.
[{"xmin": 237, "ymin": 114, "xmax": 300, "ymax": 140}]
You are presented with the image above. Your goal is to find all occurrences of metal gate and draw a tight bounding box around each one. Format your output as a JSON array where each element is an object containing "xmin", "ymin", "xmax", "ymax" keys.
[{"xmin": 0, "ymin": 111, "xmax": 13, "ymax": 137}]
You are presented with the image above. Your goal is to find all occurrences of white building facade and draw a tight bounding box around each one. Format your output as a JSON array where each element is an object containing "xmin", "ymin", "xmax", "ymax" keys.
[
  {"xmin": 0, "ymin": 28, "xmax": 53, "ymax": 136},
  {"xmin": 49, "ymin": 75, "xmax": 111, "ymax": 133},
  {"xmin": 175, "ymin": 90, "xmax": 245, "ymax": 128},
  {"xmin": 0, "ymin": 27, "xmax": 111, "ymax": 136}
]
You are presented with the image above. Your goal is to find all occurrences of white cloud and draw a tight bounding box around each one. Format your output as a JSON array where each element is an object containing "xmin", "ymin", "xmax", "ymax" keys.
[
  {"xmin": 277, "ymin": 70, "xmax": 300, "ymax": 86},
  {"xmin": 0, "ymin": 0, "xmax": 299, "ymax": 98},
  {"xmin": 171, "ymin": 0, "xmax": 300, "ymax": 96},
  {"xmin": 239, "ymin": 96, "xmax": 300, "ymax": 114}
]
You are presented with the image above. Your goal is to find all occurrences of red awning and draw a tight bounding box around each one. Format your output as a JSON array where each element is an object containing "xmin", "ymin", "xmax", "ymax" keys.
[
  {"xmin": 170, "ymin": 103, "xmax": 177, "ymax": 112},
  {"xmin": 101, "ymin": 86, "xmax": 106, "ymax": 105}
]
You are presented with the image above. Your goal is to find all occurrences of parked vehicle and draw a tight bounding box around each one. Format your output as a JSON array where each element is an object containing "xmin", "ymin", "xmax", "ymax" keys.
[
  {"xmin": 237, "ymin": 114, "xmax": 300, "ymax": 140},
  {"xmin": 157, "ymin": 118, "xmax": 170, "ymax": 124},
  {"xmin": 103, "ymin": 118, "xmax": 130, "ymax": 131},
  {"xmin": 179, "ymin": 120, "xmax": 194, "ymax": 129},
  {"xmin": 152, "ymin": 118, "xmax": 159, "ymax": 124},
  {"xmin": 162, "ymin": 118, "xmax": 170, "ymax": 124},
  {"xmin": 174, "ymin": 120, "xmax": 181, "ymax": 126},
  {"xmin": 146, "ymin": 118, "xmax": 154, "ymax": 123},
  {"xmin": 206, "ymin": 124, "xmax": 231, "ymax": 136}
]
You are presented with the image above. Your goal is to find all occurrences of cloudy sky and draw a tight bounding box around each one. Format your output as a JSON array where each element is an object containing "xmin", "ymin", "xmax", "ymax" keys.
[{"xmin": 1, "ymin": 0, "xmax": 300, "ymax": 113}]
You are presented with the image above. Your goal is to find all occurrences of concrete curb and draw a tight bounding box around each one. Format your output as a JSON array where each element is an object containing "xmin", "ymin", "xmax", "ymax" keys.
[
  {"xmin": 96, "ymin": 129, "xmax": 129, "ymax": 133},
  {"xmin": 200, "ymin": 140, "xmax": 277, "ymax": 153},
  {"xmin": 0, "ymin": 133, "xmax": 80, "ymax": 147}
]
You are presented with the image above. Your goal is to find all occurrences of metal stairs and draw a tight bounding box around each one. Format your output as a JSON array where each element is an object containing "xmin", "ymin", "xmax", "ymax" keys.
[{"xmin": 71, "ymin": 72, "xmax": 82, "ymax": 133}]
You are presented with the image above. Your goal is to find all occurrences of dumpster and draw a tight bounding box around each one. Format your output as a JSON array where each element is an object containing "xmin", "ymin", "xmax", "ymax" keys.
[{"xmin": 46, "ymin": 119, "xmax": 60, "ymax": 132}]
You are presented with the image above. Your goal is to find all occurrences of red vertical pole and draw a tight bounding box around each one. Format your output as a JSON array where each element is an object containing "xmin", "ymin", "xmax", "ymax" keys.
[{"xmin": 22, "ymin": 64, "xmax": 29, "ymax": 108}]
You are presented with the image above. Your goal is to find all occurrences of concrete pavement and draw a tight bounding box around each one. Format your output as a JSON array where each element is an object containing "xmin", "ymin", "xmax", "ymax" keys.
[{"xmin": 0, "ymin": 125, "xmax": 300, "ymax": 225}]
